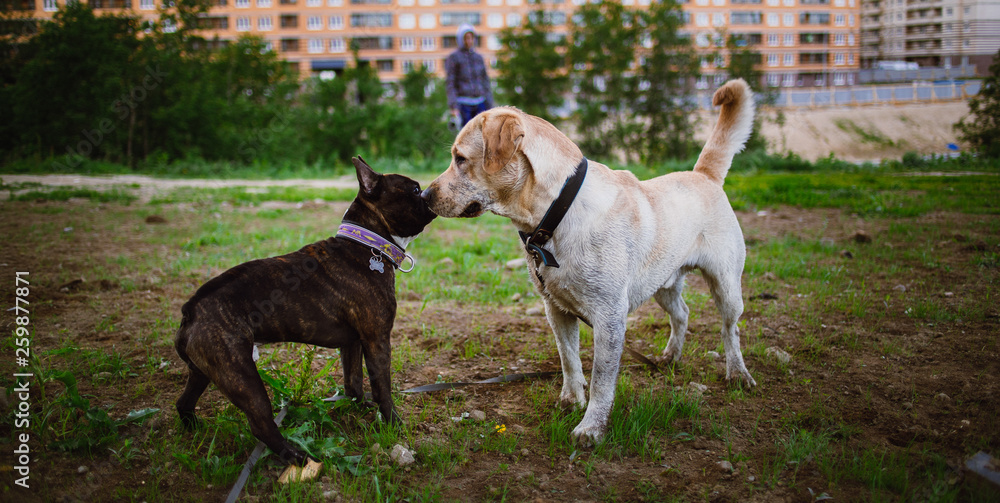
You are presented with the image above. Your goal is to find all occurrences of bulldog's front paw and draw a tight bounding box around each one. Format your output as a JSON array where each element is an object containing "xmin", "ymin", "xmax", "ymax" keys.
[
  {"xmin": 277, "ymin": 443, "xmax": 309, "ymax": 466},
  {"xmin": 571, "ymin": 421, "xmax": 606, "ymax": 447}
]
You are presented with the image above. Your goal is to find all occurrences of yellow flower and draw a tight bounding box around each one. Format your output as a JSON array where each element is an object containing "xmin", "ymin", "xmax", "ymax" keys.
[{"xmin": 494, "ymin": 424, "xmax": 507, "ymax": 434}]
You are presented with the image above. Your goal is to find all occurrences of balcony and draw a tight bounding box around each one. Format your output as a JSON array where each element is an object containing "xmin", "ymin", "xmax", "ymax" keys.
[{"xmin": 906, "ymin": 0, "xmax": 941, "ymax": 8}]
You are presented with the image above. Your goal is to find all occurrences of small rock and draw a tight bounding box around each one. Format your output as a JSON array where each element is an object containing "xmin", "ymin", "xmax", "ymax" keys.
[
  {"xmin": 935, "ymin": 393, "xmax": 951, "ymax": 402},
  {"xmin": 763, "ymin": 271, "xmax": 777, "ymax": 281},
  {"xmin": 840, "ymin": 249, "xmax": 854, "ymax": 259},
  {"xmin": 960, "ymin": 420, "xmax": 970, "ymax": 429},
  {"xmin": 756, "ymin": 210, "xmax": 769, "ymax": 217},
  {"xmin": 96, "ymin": 372, "xmax": 113, "ymax": 381},
  {"xmin": 717, "ymin": 460, "xmax": 734, "ymax": 473},
  {"xmin": 765, "ymin": 346, "xmax": 792, "ymax": 364},
  {"xmin": 705, "ymin": 351, "xmax": 721, "ymax": 360},
  {"xmin": 747, "ymin": 475, "xmax": 756, "ymax": 483},
  {"xmin": 520, "ymin": 448, "xmax": 530, "ymax": 457},
  {"xmin": 145, "ymin": 215, "xmax": 167, "ymax": 224},
  {"xmin": 322, "ymin": 489, "xmax": 338, "ymax": 500},
  {"xmin": 510, "ymin": 424, "xmax": 526, "ymax": 435},
  {"xmin": 853, "ymin": 230, "xmax": 873, "ymax": 243},
  {"xmin": 505, "ymin": 258, "xmax": 527, "ymax": 270},
  {"xmin": 902, "ymin": 402, "xmax": 913, "ymax": 410},
  {"xmin": 390, "ymin": 444, "xmax": 415, "ymax": 466},
  {"xmin": 78, "ymin": 466, "xmax": 88, "ymax": 475},
  {"xmin": 436, "ymin": 257, "xmax": 455, "ymax": 267},
  {"xmin": 893, "ymin": 284, "xmax": 907, "ymax": 293},
  {"xmin": 944, "ymin": 291, "xmax": 954, "ymax": 297},
  {"xmin": 525, "ymin": 306, "xmax": 544, "ymax": 317},
  {"xmin": 469, "ymin": 410, "xmax": 487, "ymax": 422},
  {"xmin": 511, "ymin": 293, "xmax": 522, "ymax": 302},
  {"xmin": 370, "ymin": 443, "xmax": 382, "ymax": 455},
  {"xmin": 688, "ymin": 382, "xmax": 708, "ymax": 396}
]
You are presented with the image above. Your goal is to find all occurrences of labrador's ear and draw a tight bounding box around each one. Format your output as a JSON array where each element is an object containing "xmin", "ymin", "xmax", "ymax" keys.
[
  {"xmin": 352, "ymin": 156, "xmax": 381, "ymax": 196},
  {"xmin": 482, "ymin": 114, "xmax": 524, "ymax": 174}
]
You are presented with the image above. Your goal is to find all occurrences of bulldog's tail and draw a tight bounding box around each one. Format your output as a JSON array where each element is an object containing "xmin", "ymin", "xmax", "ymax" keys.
[{"xmin": 692, "ymin": 79, "xmax": 755, "ymax": 185}]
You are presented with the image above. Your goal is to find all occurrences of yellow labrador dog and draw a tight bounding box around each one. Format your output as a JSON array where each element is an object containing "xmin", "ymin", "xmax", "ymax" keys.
[{"xmin": 422, "ymin": 79, "xmax": 757, "ymax": 444}]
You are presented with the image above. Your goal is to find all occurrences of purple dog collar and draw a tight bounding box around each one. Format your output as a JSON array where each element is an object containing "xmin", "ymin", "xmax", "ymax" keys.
[{"xmin": 336, "ymin": 223, "xmax": 414, "ymax": 272}]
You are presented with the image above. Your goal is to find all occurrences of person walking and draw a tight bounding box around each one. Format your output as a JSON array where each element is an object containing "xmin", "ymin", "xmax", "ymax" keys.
[{"xmin": 445, "ymin": 24, "xmax": 494, "ymax": 128}]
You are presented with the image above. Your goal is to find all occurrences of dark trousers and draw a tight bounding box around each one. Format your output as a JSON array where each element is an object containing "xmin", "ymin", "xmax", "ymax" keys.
[{"xmin": 459, "ymin": 101, "xmax": 489, "ymax": 127}]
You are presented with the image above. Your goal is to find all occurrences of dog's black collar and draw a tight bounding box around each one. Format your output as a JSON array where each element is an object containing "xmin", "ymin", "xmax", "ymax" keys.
[{"xmin": 518, "ymin": 157, "xmax": 588, "ymax": 268}]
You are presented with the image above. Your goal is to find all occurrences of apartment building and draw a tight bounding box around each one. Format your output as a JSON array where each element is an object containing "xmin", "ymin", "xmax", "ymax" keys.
[
  {"xmin": 860, "ymin": 0, "xmax": 1000, "ymax": 71},
  {"xmin": 14, "ymin": 0, "xmax": 861, "ymax": 86}
]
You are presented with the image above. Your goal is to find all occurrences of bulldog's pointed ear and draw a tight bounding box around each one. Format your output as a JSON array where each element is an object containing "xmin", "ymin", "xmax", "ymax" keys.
[
  {"xmin": 352, "ymin": 156, "xmax": 381, "ymax": 196},
  {"xmin": 482, "ymin": 113, "xmax": 524, "ymax": 174}
]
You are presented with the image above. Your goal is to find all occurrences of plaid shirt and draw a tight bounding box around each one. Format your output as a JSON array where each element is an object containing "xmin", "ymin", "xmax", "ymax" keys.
[{"xmin": 445, "ymin": 48, "xmax": 494, "ymax": 110}]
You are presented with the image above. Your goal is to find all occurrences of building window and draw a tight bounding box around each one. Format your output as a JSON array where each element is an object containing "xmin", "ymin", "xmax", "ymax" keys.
[
  {"xmin": 696, "ymin": 33, "xmax": 711, "ymax": 47},
  {"xmin": 422, "ymin": 59, "xmax": 436, "ymax": 72},
  {"xmin": 328, "ymin": 0, "xmax": 342, "ymax": 4},
  {"xmin": 849, "ymin": 53, "xmax": 855, "ymax": 64},
  {"xmin": 258, "ymin": 16, "xmax": 273, "ymax": 30},
  {"xmin": 767, "ymin": 13, "xmax": 779, "ymax": 26},
  {"xmin": 400, "ymin": 37, "xmax": 415, "ymax": 51},
  {"xmin": 783, "ymin": 13, "xmax": 794, "ymax": 26},
  {"xmin": 308, "ymin": 39, "xmax": 325, "ymax": 53},
  {"xmin": 833, "ymin": 72, "xmax": 846, "ymax": 85},
  {"xmin": 696, "ymin": 76, "xmax": 709, "ymax": 89},
  {"xmin": 767, "ymin": 73, "xmax": 780, "ymax": 87},
  {"xmin": 767, "ymin": 53, "xmax": 778, "ymax": 66},
  {"xmin": 330, "ymin": 37, "xmax": 346, "ymax": 52},
  {"xmin": 848, "ymin": 33, "xmax": 854, "ymax": 45},
  {"xmin": 139, "ymin": 0, "xmax": 155, "ymax": 10},
  {"xmin": 421, "ymin": 36, "xmax": 436, "ymax": 50},
  {"xmin": 784, "ymin": 33, "xmax": 794, "ymax": 46},
  {"xmin": 441, "ymin": 12, "xmax": 481, "ymax": 26},
  {"xmin": 236, "ymin": 16, "xmax": 251, "ymax": 31},
  {"xmin": 281, "ymin": 38, "xmax": 299, "ymax": 52},
  {"xmin": 835, "ymin": 52, "xmax": 846, "ymax": 65},
  {"xmin": 767, "ymin": 33, "xmax": 779, "ymax": 46},
  {"xmin": 307, "ymin": 0, "xmax": 321, "ymax": 4},
  {"xmin": 257, "ymin": 0, "xmax": 271, "ymax": 6},
  {"xmin": 834, "ymin": 33, "xmax": 845, "ymax": 46},
  {"xmin": 307, "ymin": 16, "xmax": 323, "ymax": 30},
  {"xmin": 782, "ymin": 73, "xmax": 795, "ymax": 86},
  {"xmin": 353, "ymin": 36, "xmax": 393, "ymax": 50},
  {"xmin": 784, "ymin": 53, "xmax": 794, "ymax": 66},
  {"xmin": 376, "ymin": 60, "xmax": 393, "ymax": 72},
  {"xmin": 420, "ymin": 13, "xmax": 437, "ymax": 28},
  {"xmin": 488, "ymin": 13, "xmax": 503, "ymax": 28},
  {"xmin": 731, "ymin": 12, "xmax": 762, "ymax": 25},
  {"xmin": 281, "ymin": 15, "xmax": 298, "ymax": 28},
  {"xmin": 712, "ymin": 13, "xmax": 725, "ymax": 27},
  {"xmin": 399, "ymin": 14, "xmax": 416, "ymax": 29},
  {"xmin": 507, "ymin": 13, "xmax": 521, "ymax": 26},
  {"xmin": 351, "ymin": 13, "xmax": 392, "ymax": 28},
  {"xmin": 696, "ymin": 13, "xmax": 709, "ymax": 27},
  {"xmin": 329, "ymin": 16, "xmax": 343, "ymax": 29}
]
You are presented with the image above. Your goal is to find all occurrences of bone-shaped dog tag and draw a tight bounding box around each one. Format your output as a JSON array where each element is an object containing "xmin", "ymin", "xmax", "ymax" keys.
[{"xmin": 369, "ymin": 255, "xmax": 385, "ymax": 273}]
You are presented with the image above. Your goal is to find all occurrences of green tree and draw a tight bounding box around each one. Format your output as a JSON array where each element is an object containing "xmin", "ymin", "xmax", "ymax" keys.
[
  {"xmin": 634, "ymin": 0, "xmax": 701, "ymax": 161},
  {"xmin": 567, "ymin": 0, "xmax": 642, "ymax": 160},
  {"xmin": 496, "ymin": 8, "xmax": 569, "ymax": 123},
  {"xmin": 719, "ymin": 31, "xmax": 775, "ymax": 153},
  {"xmin": 10, "ymin": 2, "xmax": 140, "ymax": 162},
  {"xmin": 955, "ymin": 48, "xmax": 1000, "ymax": 158}
]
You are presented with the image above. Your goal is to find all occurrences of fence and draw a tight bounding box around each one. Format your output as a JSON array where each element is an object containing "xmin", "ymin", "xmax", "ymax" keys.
[
  {"xmin": 858, "ymin": 65, "xmax": 979, "ymax": 84},
  {"xmin": 695, "ymin": 80, "xmax": 982, "ymax": 109}
]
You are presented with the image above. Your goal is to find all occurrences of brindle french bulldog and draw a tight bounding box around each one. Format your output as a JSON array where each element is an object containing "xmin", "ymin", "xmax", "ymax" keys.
[{"xmin": 174, "ymin": 157, "xmax": 436, "ymax": 464}]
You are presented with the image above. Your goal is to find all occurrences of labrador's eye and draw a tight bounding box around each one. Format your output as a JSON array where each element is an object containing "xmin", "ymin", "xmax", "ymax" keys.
[{"xmin": 455, "ymin": 156, "xmax": 466, "ymax": 166}]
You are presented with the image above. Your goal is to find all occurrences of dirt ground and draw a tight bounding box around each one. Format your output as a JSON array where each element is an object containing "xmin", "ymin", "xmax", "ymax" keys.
[
  {"xmin": 753, "ymin": 101, "xmax": 970, "ymax": 162},
  {"xmin": 0, "ymin": 188, "xmax": 998, "ymax": 502}
]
